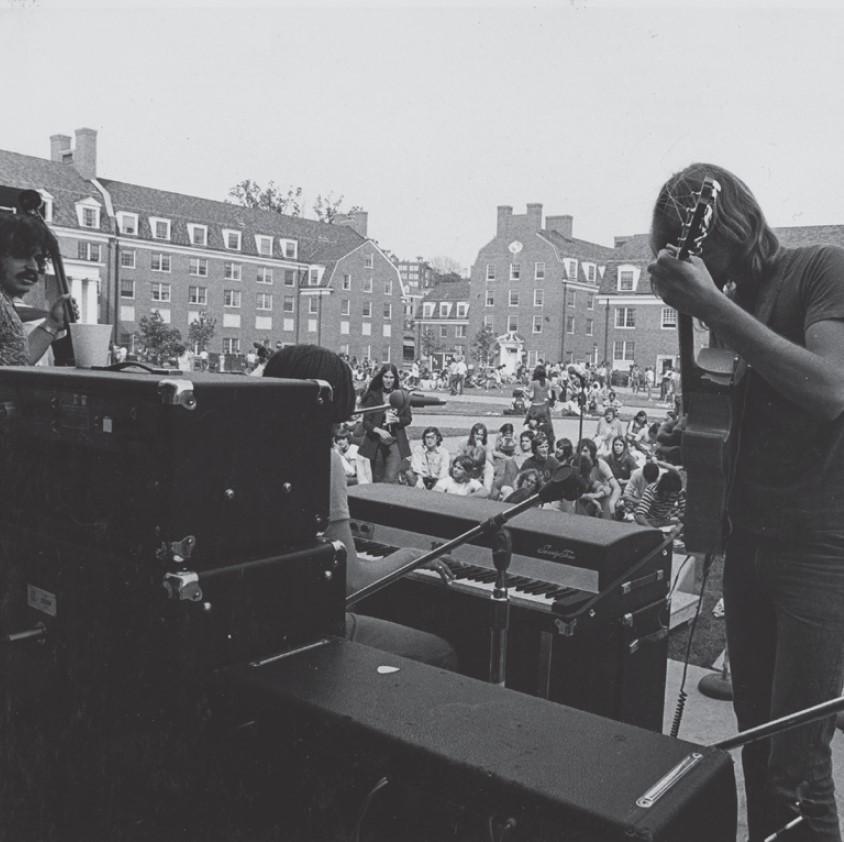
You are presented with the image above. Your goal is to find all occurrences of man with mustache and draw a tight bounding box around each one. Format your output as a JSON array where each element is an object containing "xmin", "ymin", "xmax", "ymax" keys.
[{"xmin": 0, "ymin": 213, "xmax": 75, "ymax": 366}]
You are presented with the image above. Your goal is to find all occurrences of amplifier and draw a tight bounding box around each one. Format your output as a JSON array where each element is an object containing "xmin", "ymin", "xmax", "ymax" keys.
[
  {"xmin": 220, "ymin": 638, "xmax": 737, "ymax": 842},
  {"xmin": 0, "ymin": 367, "xmax": 334, "ymax": 563}
]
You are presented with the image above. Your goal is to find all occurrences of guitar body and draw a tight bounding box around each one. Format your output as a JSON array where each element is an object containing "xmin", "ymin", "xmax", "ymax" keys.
[{"xmin": 679, "ymin": 344, "xmax": 740, "ymax": 554}]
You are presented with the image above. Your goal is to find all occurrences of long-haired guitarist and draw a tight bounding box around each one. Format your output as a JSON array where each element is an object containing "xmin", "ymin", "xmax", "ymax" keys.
[
  {"xmin": 650, "ymin": 162, "xmax": 844, "ymax": 842},
  {"xmin": 0, "ymin": 213, "xmax": 75, "ymax": 366}
]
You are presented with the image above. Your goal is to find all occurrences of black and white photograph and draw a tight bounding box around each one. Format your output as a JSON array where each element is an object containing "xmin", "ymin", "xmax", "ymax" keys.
[{"xmin": 2, "ymin": 1, "xmax": 844, "ymax": 840}]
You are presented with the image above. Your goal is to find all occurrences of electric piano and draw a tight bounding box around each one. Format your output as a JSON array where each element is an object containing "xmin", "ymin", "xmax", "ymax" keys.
[{"xmin": 348, "ymin": 484, "xmax": 673, "ymax": 731}]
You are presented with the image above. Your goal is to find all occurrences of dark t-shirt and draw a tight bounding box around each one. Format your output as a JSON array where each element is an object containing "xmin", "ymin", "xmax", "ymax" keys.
[{"xmin": 729, "ymin": 245, "xmax": 844, "ymax": 538}]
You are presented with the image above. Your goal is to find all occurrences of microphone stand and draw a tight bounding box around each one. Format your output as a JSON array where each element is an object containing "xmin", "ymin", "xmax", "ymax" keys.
[
  {"xmin": 712, "ymin": 694, "xmax": 844, "ymax": 841},
  {"xmin": 346, "ymin": 469, "xmax": 578, "ymax": 686}
]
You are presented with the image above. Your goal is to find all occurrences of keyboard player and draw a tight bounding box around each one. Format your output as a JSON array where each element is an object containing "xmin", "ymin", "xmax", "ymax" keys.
[{"xmin": 264, "ymin": 345, "xmax": 457, "ymax": 670}]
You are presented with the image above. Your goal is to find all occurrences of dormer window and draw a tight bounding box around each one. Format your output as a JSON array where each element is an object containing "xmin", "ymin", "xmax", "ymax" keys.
[
  {"xmin": 117, "ymin": 212, "xmax": 138, "ymax": 235},
  {"xmin": 255, "ymin": 235, "xmax": 273, "ymax": 256},
  {"xmin": 222, "ymin": 229, "xmax": 242, "ymax": 251},
  {"xmin": 280, "ymin": 238, "xmax": 298, "ymax": 259},
  {"xmin": 583, "ymin": 262, "xmax": 596, "ymax": 283},
  {"xmin": 456, "ymin": 302, "xmax": 468, "ymax": 318},
  {"xmin": 75, "ymin": 198, "xmax": 101, "ymax": 229},
  {"xmin": 187, "ymin": 224, "xmax": 207, "ymax": 246},
  {"xmin": 439, "ymin": 302, "xmax": 450, "ymax": 317},
  {"xmin": 564, "ymin": 258, "xmax": 578, "ymax": 281},
  {"xmin": 37, "ymin": 190, "xmax": 54, "ymax": 223},
  {"xmin": 150, "ymin": 217, "xmax": 171, "ymax": 240},
  {"xmin": 617, "ymin": 265, "xmax": 640, "ymax": 292},
  {"xmin": 423, "ymin": 302, "xmax": 435, "ymax": 318}
]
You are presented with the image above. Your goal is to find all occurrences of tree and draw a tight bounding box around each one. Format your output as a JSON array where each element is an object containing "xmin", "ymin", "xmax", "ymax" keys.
[
  {"xmin": 429, "ymin": 256, "xmax": 463, "ymax": 276},
  {"xmin": 312, "ymin": 191, "xmax": 364, "ymax": 223},
  {"xmin": 138, "ymin": 311, "xmax": 183, "ymax": 364},
  {"xmin": 227, "ymin": 180, "xmax": 303, "ymax": 216},
  {"xmin": 471, "ymin": 324, "xmax": 499, "ymax": 368},
  {"xmin": 420, "ymin": 328, "xmax": 443, "ymax": 360},
  {"xmin": 188, "ymin": 311, "xmax": 217, "ymax": 353}
]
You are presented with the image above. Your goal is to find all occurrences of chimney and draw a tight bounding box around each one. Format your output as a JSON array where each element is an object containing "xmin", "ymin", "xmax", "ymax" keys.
[
  {"xmin": 334, "ymin": 209, "xmax": 368, "ymax": 237},
  {"xmin": 526, "ymin": 203, "xmax": 543, "ymax": 231},
  {"xmin": 50, "ymin": 134, "xmax": 71, "ymax": 163},
  {"xmin": 496, "ymin": 205, "xmax": 513, "ymax": 236},
  {"xmin": 546, "ymin": 214, "xmax": 573, "ymax": 238},
  {"xmin": 73, "ymin": 128, "xmax": 98, "ymax": 180},
  {"xmin": 614, "ymin": 235, "xmax": 630, "ymax": 249}
]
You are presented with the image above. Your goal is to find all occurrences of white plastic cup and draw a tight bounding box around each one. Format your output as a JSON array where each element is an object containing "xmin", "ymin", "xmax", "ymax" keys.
[{"xmin": 68, "ymin": 323, "xmax": 113, "ymax": 368}]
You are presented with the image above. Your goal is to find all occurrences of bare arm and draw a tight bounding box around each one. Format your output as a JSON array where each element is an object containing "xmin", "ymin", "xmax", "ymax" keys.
[{"xmin": 649, "ymin": 250, "xmax": 844, "ymax": 421}]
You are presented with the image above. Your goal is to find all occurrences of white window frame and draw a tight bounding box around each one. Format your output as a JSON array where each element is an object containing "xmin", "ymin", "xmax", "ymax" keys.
[
  {"xmin": 534, "ymin": 262, "xmax": 545, "ymax": 280},
  {"xmin": 257, "ymin": 267, "xmax": 273, "ymax": 285},
  {"xmin": 613, "ymin": 340, "xmax": 636, "ymax": 362},
  {"xmin": 308, "ymin": 298, "xmax": 319, "ymax": 315},
  {"xmin": 224, "ymin": 289, "xmax": 242, "ymax": 308},
  {"xmin": 440, "ymin": 326, "xmax": 448, "ymax": 338},
  {"xmin": 120, "ymin": 278, "xmax": 135, "ymax": 299},
  {"xmin": 439, "ymin": 302, "xmax": 450, "ymax": 317},
  {"xmin": 456, "ymin": 302, "xmax": 468, "ymax": 318},
  {"xmin": 509, "ymin": 263, "xmax": 520, "ymax": 282},
  {"xmin": 584, "ymin": 262, "xmax": 596, "ymax": 283},
  {"xmin": 384, "ymin": 279, "xmax": 393, "ymax": 295},
  {"xmin": 341, "ymin": 299, "xmax": 351, "ymax": 316},
  {"xmin": 224, "ymin": 262, "xmax": 242, "ymax": 281},
  {"xmin": 283, "ymin": 296, "xmax": 295, "ymax": 313},
  {"xmin": 455, "ymin": 324, "xmax": 467, "ymax": 338},
  {"xmin": 362, "ymin": 301, "xmax": 372, "ymax": 318},
  {"xmin": 187, "ymin": 224, "xmax": 208, "ymax": 246},
  {"xmin": 567, "ymin": 289, "xmax": 576, "ymax": 308},
  {"xmin": 423, "ymin": 303, "xmax": 435, "ymax": 318},
  {"xmin": 222, "ymin": 229, "xmax": 242, "ymax": 251},
  {"xmin": 76, "ymin": 198, "xmax": 101, "ymax": 229},
  {"xmin": 223, "ymin": 337, "xmax": 241, "ymax": 355},
  {"xmin": 486, "ymin": 264, "xmax": 496, "ymax": 281},
  {"xmin": 615, "ymin": 307, "xmax": 636, "ymax": 329},
  {"xmin": 256, "ymin": 292, "xmax": 273, "ymax": 312},
  {"xmin": 533, "ymin": 289, "xmax": 544, "ymax": 307},
  {"xmin": 617, "ymin": 265, "xmax": 639, "ymax": 292},
  {"xmin": 117, "ymin": 211, "xmax": 138, "ymax": 235},
  {"xmin": 149, "ymin": 217, "xmax": 171, "ymax": 241},
  {"xmin": 565, "ymin": 258, "xmax": 578, "ymax": 280},
  {"xmin": 189, "ymin": 257, "xmax": 208, "ymax": 277},
  {"xmin": 661, "ymin": 307, "xmax": 678, "ymax": 329},
  {"xmin": 188, "ymin": 285, "xmax": 207, "ymax": 305},
  {"xmin": 507, "ymin": 315, "xmax": 518, "ymax": 332},
  {"xmin": 383, "ymin": 302, "xmax": 392, "ymax": 319},
  {"xmin": 364, "ymin": 253, "xmax": 374, "ymax": 269},
  {"xmin": 363, "ymin": 277, "xmax": 373, "ymax": 293},
  {"xmin": 151, "ymin": 252, "xmax": 171, "ymax": 272},
  {"xmin": 587, "ymin": 293, "xmax": 595, "ymax": 310},
  {"xmin": 284, "ymin": 269, "xmax": 297, "ymax": 287},
  {"xmin": 485, "ymin": 291, "xmax": 494, "ymax": 307},
  {"xmin": 280, "ymin": 238, "xmax": 298, "ymax": 259},
  {"xmin": 586, "ymin": 318, "xmax": 594, "ymax": 336},
  {"xmin": 508, "ymin": 290, "xmax": 519, "ymax": 307},
  {"xmin": 37, "ymin": 190, "xmax": 54, "ymax": 223},
  {"xmin": 532, "ymin": 315, "xmax": 542, "ymax": 334},
  {"xmin": 566, "ymin": 314, "xmax": 575, "ymax": 334},
  {"xmin": 120, "ymin": 249, "xmax": 136, "ymax": 269},
  {"xmin": 255, "ymin": 235, "xmax": 274, "ymax": 257},
  {"xmin": 342, "ymin": 274, "xmax": 351, "ymax": 291},
  {"xmin": 151, "ymin": 282, "xmax": 171, "ymax": 303}
]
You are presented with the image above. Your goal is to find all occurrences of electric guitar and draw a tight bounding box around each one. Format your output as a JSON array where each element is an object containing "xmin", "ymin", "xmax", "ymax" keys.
[{"xmin": 674, "ymin": 177, "xmax": 741, "ymax": 555}]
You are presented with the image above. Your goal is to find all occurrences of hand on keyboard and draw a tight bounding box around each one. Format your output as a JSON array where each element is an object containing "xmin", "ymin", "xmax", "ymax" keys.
[{"xmin": 421, "ymin": 556, "xmax": 457, "ymax": 585}]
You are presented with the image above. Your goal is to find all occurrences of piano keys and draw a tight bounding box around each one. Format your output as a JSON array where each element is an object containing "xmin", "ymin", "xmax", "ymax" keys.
[{"xmin": 348, "ymin": 484, "xmax": 673, "ymax": 731}]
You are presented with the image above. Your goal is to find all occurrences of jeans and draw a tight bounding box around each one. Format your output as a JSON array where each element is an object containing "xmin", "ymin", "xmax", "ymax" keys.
[
  {"xmin": 724, "ymin": 527, "xmax": 844, "ymax": 841},
  {"xmin": 371, "ymin": 441, "xmax": 402, "ymax": 483}
]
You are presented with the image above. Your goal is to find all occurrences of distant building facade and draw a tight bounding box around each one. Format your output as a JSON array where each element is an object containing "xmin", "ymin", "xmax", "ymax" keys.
[
  {"xmin": 415, "ymin": 280, "xmax": 470, "ymax": 369},
  {"xmin": 0, "ymin": 129, "xmax": 405, "ymax": 364}
]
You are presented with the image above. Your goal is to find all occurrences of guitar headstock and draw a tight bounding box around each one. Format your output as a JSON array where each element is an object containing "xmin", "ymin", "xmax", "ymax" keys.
[{"xmin": 677, "ymin": 177, "xmax": 721, "ymax": 262}]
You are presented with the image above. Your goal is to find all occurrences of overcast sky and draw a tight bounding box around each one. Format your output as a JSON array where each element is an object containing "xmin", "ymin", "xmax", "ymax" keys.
[{"xmin": 3, "ymin": 1, "xmax": 843, "ymax": 271}]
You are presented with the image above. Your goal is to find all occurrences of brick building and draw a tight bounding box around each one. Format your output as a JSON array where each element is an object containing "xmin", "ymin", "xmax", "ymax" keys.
[
  {"xmin": 0, "ymin": 129, "xmax": 404, "ymax": 364},
  {"xmin": 467, "ymin": 204, "xmax": 616, "ymax": 371},
  {"xmin": 415, "ymin": 280, "xmax": 470, "ymax": 369}
]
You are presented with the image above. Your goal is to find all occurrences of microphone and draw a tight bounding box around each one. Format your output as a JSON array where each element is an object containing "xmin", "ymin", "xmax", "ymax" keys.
[{"xmin": 349, "ymin": 389, "xmax": 408, "ymax": 416}]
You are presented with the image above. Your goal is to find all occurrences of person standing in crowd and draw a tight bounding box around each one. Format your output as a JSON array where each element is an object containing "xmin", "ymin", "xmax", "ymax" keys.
[
  {"xmin": 263, "ymin": 345, "xmax": 455, "ymax": 669},
  {"xmin": 526, "ymin": 364, "xmax": 553, "ymax": 423},
  {"xmin": 410, "ymin": 426, "xmax": 451, "ymax": 490},
  {"xmin": 358, "ymin": 363, "xmax": 412, "ymax": 484},
  {"xmin": 649, "ymin": 162, "xmax": 844, "ymax": 841},
  {"xmin": 0, "ymin": 213, "xmax": 76, "ymax": 366}
]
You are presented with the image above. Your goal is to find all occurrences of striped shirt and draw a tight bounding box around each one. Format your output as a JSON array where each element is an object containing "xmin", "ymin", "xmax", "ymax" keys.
[{"xmin": 634, "ymin": 483, "xmax": 686, "ymax": 528}]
